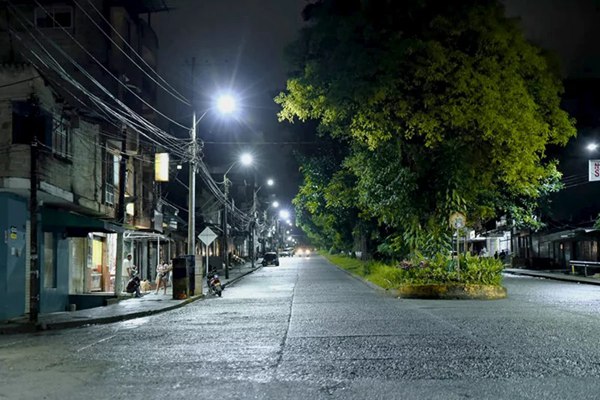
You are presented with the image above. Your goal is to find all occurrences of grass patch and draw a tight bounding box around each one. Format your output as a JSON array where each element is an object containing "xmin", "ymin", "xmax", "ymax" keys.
[{"xmin": 323, "ymin": 252, "xmax": 504, "ymax": 289}]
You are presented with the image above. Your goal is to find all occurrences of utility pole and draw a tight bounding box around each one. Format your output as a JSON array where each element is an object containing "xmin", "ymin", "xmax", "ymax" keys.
[
  {"xmin": 222, "ymin": 178, "xmax": 229, "ymax": 279},
  {"xmin": 114, "ymin": 74, "xmax": 129, "ymax": 296},
  {"xmin": 250, "ymin": 174, "xmax": 256, "ymax": 269},
  {"xmin": 188, "ymin": 57, "xmax": 197, "ymax": 280},
  {"xmin": 29, "ymin": 130, "xmax": 39, "ymax": 323},
  {"xmin": 114, "ymin": 125, "xmax": 128, "ymax": 296}
]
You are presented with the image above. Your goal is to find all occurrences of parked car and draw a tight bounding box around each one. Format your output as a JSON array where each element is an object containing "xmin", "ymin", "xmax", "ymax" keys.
[{"xmin": 262, "ymin": 252, "xmax": 280, "ymax": 267}]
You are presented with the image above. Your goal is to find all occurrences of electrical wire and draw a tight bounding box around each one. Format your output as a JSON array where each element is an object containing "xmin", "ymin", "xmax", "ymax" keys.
[
  {"xmin": 4, "ymin": 1, "xmax": 256, "ymax": 226},
  {"xmin": 6, "ymin": 1, "xmax": 193, "ymax": 159},
  {"xmin": 76, "ymin": 0, "xmax": 190, "ymax": 106},
  {"xmin": 28, "ymin": 0, "xmax": 192, "ymax": 132},
  {"xmin": 10, "ymin": 22, "xmax": 192, "ymax": 159}
]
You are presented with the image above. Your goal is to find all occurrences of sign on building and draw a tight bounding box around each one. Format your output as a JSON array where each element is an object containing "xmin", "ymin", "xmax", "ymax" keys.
[{"xmin": 589, "ymin": 160, "xmax": 600, "ymax": 182}]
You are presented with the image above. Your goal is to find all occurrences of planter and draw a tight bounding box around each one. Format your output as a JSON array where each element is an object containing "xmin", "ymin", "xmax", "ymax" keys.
[{"xmin": 397, "ymin": 284, "xmax": 507, "ymax": 300}]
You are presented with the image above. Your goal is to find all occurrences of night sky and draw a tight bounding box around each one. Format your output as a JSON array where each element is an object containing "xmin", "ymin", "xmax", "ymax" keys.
[
  {"xmin": 153, "ymin": 0, "xmax": 307, "ymax": 209},
  {"xmin": 152, "ymin": 0, "xmax": 600, "ymax": 213}
]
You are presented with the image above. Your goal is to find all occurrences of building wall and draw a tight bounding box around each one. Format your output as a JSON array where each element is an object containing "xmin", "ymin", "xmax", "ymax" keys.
[
  {"xmin": 0, "ymin": 1, "xmax": 164, "ymax": 318},
  {"xmin": 0, "ymin": 193, "xmax": 27, "ymax": 321},
  {"xmin": 39, "ymin": 230, "xmax": 69, "ymax": 314}
]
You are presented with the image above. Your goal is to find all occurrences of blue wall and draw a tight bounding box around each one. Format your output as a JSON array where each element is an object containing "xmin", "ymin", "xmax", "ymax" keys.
[
  {"xmin": 0, "ymin": 195, "xmax": 72, "ymax": 320},
  {"xmin": 0, "ymin": 194, "xmax": 27, "ymax": 321},
  {"xmin": 39, "ymin": 231, "xmax": 69, "ymax": 314}
]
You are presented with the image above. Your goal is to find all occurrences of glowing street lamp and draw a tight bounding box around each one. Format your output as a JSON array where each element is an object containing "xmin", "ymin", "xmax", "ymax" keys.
[
  {"xmin": 187, "ymin": 92, "xmax": 239, "ymax": 294},
  {"xmin": 240, "ymin": 153, "xmax": 253, "ymax": 166},
  {"xmin": 279, "ymin": 210, "xmax": 290, "ymax": 219},
  {"xmin": 223, "ymin": 152, "xmax": 253, "ymax": 278},
  {"xmin": 216, "ymin": 94, "xmax": 236, "ymax": 114}
]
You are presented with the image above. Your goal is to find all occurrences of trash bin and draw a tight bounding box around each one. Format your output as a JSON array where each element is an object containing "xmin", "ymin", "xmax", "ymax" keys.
[{"xmin": 171, "ymin": 256, "xmax": 189, "ymax": 300}]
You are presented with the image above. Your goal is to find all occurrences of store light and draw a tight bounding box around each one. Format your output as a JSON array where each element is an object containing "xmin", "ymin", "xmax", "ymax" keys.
[
  {"xmin": 126, "ymin": 203, "xmax": 135, "ymax": 216},
  {"xmin": 155, "ymin": 153, "xmax": 169, "ymax": 182}
]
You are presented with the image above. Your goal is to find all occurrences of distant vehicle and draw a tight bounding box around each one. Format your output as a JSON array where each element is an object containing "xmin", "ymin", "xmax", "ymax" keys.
[
  {"xmin": 280, "ymin": 248, "xmax": 293, "ymax": 257},
  {"xmin": 296, "ymin": 248, "xmax": 311, "ymax": 257},
  {"xmin": 262, "ymin": 252, "xmax": 280, "ymax": 267}
]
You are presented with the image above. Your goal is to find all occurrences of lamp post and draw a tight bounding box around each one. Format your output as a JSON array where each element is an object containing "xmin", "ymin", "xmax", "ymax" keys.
[
  {"xmin": 251, "ymin": 178, "xmax": 274, "ymax": 268},
  {"xmin": 189, "ymin": 93, "xmax": 237, "ymax": 286},
  {"xmin": 222, "ymin": 153, "xmax": 253, "ymax": 278}
]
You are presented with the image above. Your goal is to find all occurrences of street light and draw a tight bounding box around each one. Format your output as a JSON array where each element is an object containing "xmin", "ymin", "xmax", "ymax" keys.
[
  {"xmin": 587, "ymin": 143, "xmax": 598, "ymax": 152},
  {"xmin": 222, "ymin": 153, "xmax": 253, "ymax": 278},
  {"xmin": 251, "ymin": 178, "xmax": 275, "ymax": 268},
  {"xmin": 279, "ymin": 210, "xmax": 290, "ymax": 219},
  {"xmin": 216, "ymin": 94, "xmax": 236, "ymax": 114},
  {"xmin": 188, "ymin": 94, "xmax": 238, "ymax": 290}
]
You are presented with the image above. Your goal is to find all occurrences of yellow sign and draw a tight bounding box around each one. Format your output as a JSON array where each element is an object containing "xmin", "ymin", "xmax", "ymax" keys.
[
  {"xmin": 154, "ymin": 153, "xmax": 169, "ymax": 182},
  {"xmin": 449, "ymin": 212, "xmax": 466, "ymax": 229}
]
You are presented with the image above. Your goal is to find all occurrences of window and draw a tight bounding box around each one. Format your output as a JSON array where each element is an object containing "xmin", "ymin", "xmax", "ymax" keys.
[
  {"xmin": 52, "ymin": 117, "xmax": 70, "ymax": 158},
  {"xmin": 104, "ymin": 151, "xmax": 119, "ymax": 206},
  {"xmin": 44, "ymin": 232, "xmax": 56, "ymax": 288},
  {"xmin": 34, "ymin": 6, "xmax": 73, "ymax": 29},
  {"xmin": 12, "ymin": 102, "xmax": 70, "ymax": 158}
]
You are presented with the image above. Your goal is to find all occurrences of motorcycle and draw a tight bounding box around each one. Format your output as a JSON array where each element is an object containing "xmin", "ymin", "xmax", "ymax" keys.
[{"xmin": 208, "ymin": 274, "xmax": 223, "ymax": 297}]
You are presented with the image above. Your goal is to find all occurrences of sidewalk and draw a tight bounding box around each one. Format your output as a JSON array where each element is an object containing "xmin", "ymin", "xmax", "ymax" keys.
[
  {"xmin": 0, "ymin": 262, "xmax": 261, "ymax": 335},
  {"xmin": 504, "ymin": 268, "xmax": 600, "ymax": 286}
]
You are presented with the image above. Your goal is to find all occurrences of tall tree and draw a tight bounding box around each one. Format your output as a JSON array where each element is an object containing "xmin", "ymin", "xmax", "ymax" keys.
[{"xmin": 277, "ymin": 0, "xmax": 576, "ymax": 256}]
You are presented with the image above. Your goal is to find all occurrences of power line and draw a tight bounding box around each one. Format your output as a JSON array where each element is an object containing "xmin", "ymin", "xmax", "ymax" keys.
[
  {"xmin": 74, "ymin": 0, "xmax": 191, "ymax": 106},
  {"xmin": 22, "ymin": 1, "xmax": 192, "ymax": 132},
  {"xmin": 7, "ymin": 14, "xmax": 192, "ymax": 159},
  {"xmin": 0, "ymin": 75, "xmax": 39, "ymax": 89},
  {"xmin": 4, "ymin": 1, "xmax": 255, "ymax": 227}
]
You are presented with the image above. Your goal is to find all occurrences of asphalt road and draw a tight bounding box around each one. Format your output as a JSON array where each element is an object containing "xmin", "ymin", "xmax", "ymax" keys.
[{"xmin": 2, "ymin": 255, "xmax": 600, "ymax": 399}]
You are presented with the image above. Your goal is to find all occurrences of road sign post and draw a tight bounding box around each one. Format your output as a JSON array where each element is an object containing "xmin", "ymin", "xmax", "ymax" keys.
[
  {"xmin": 449, "ymin": 212, "xmax": 466, "ymax": 274},
  {"xmin": 199, "ymin": 227, "xmax": 218, "ymax": 279}
]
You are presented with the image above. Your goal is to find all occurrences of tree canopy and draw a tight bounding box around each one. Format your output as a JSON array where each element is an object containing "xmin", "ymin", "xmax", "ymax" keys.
[{"xmin": 277, "ymin": 0, "xmax": 576, "ymax": 257}]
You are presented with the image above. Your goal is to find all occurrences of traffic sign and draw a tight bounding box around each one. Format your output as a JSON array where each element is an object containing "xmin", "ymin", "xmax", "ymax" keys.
[
  {"xmin": 449, "ymin": 212, "xmax": 466, "ymax": 229},
  {"xmin": 198, "ymin": 227, "xmax": 218, "ymax": 245}
]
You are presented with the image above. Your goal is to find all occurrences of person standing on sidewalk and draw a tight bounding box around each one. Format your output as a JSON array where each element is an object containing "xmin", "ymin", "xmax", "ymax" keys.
[
  {"xmin": 155, "ymin": 261, "xmax": 171, "ymax": 295},
  {"xmin": 122, "ymin": 254, "xmax": 134, "ymax": 292}
]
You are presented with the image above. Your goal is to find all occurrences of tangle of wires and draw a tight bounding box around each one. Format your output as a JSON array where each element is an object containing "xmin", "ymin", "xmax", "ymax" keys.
[{"xmin": 3, "ymin": 0, "xmax": 254, "ymax": 225}]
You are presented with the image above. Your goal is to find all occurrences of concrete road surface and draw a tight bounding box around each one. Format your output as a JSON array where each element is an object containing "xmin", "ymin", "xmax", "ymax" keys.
[{"xmin": 2, "ymin": 255, "xmax": 600, "ymax": 399}]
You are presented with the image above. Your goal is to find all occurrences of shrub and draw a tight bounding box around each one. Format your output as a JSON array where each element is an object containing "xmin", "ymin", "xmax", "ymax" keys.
[{"xmin": 324, "ymin": 251, "xmax": 504, "ymax": 288}]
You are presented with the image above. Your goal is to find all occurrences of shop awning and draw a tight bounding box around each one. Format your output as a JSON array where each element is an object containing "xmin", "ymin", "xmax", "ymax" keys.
[{"xmin": 42, "ymin": 208, "xmax": 123, "ymax": 237}]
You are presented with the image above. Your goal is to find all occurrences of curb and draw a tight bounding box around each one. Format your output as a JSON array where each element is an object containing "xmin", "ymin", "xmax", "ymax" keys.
[
  {"xmin": 504, "ymin": 269, "xmax": 600, "ymax": 286},
  {"xmin": 0, "ymin": 294, "xmax": 206, "ymax": 334},
  {"xmin": 40, "ymin": 294, "xmax": 205, "ymax": 331},
  {"xmin": 222, "ymin": 265, "xmax": 262, "ymax": 289},
  {"xmin": 397, "ymin": 284, "xmax": 507, "ymax": 300}
]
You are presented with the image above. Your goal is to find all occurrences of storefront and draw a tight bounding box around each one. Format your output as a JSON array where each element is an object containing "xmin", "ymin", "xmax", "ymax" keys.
[{"xmin": 124, "ymin": 231, "xmax": 175, "ymax": 281}]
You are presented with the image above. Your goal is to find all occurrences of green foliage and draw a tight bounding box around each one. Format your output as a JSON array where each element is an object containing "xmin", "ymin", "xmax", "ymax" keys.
[
  {"xmin": 292, "ymin": 142, "xmax": 361, "ymax": 252},
  {"xmin": 324, "ymin": 252, "xmax": 504, "ymax": 287},
  {"xmin": 279, "ymin": 0, "xmax": 576, "ymax": 259}
]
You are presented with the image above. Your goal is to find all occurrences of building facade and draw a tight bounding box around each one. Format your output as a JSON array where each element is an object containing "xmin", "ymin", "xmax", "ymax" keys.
[{"xmin": 0, "ymin": 0, "xmax": 171, "ymax": 320}]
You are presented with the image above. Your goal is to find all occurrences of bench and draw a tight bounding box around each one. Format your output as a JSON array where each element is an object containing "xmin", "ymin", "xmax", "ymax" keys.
[{"xmin": 569, "ymin": 260, "xmax": 600, "ymax": 277}]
